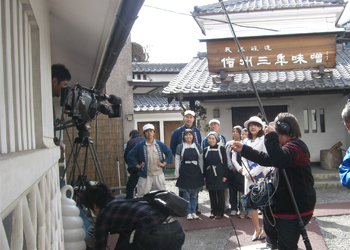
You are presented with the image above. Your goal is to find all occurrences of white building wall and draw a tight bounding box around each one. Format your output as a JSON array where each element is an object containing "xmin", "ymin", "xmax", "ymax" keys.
[
  {"xmin": 106, "ymin": 36, "xmax": 133, "ymax": 144},
  {"xmin": 1, "ymin": 0, "xmax": 62, "ymax": 248},
  {"xmin": 201, "ymin": 94, "xmax": 349, "ymax": 163},
  {"xmin": 204, "ymin": 6, "xmax": 344, "ymax": 38}
]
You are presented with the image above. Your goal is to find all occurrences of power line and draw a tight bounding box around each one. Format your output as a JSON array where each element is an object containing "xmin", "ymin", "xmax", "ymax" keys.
[{"xmin": 143, "ymin": 4, "xmax": 278, "ymax": 32}]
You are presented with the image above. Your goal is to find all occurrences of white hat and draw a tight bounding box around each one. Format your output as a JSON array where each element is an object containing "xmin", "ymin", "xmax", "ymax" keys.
[
  {"xmin": 142, "ymin": 123, "xmax": 155, "ymax": 131},
  {"xmin": 184, "ymin": 110, "xmax": 195, "ymax": 117},
  {"xmin": 207, "ymin": 131, "xmax": 220, "ymax": 142},
  {"xmin": 209, "ymin": 119, "xmax": 220, "ymax": 125},
  {"xmin": 244, "ymin": 116, "xmax": 265, "ymax": 129},
  {"xmin": 233, "ymin": 125, "xmax": 243, "ymax": 131}
]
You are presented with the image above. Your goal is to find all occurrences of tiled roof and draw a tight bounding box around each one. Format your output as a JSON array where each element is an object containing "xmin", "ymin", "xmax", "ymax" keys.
[
  {"xmin": 133, "ymin": 93, "xmax": 189, "ymax": 112},
  {"xmin": 162, "ymin": 44, "xmax": 350, "ymax": 96},
  {"xmin": 193, "ymin": 0, "xmax": 345, "ymax": 14},
  {"xmin": 132, "ymin": 63, "xmax": 187, "ymax": 73}
]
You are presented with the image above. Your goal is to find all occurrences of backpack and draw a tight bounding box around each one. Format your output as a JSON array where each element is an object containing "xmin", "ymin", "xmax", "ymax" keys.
[{"xmin": 120, "ymin": 190, "xmax": 189, "ymax": 217}]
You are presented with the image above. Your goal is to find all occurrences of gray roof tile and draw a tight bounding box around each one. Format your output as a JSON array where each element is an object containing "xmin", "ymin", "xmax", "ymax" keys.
[
  {"xmin": 193, "ymin": 0, "xmax": 344, "ymax": 14},
  {"xmin": 133, "ymin": 92, "xmax": 189, "ymax": 112},
  {"xmin": 162, "ymin": 45, "xmax": 350, "ymax": 96},
  {"xmin": 132, "ymin": 63, "xmax": 187, "ymax": 73}
]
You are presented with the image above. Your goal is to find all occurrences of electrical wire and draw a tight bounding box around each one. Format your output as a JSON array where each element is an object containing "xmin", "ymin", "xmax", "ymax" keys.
[
  {"xmin": 219, "ymin": 0, "xmax": 268, "ymax": 122},
  {"xmin": 143, "ymin": 4, "xmax": 279, "ymax": 32}
]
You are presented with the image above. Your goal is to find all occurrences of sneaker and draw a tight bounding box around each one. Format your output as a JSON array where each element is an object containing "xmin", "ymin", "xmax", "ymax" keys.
[
  {"xmin": 191, "ymin": 213, "xmax": 199, "ymax": 219},
  {"xmin": 266, "ymin": 242, "xmax": 278, "ymax": 250},
  {"xmin": 186, "ymin": 214, "xmax": 193, "ymax": 220},
  {"xmin": 229, "ymin": 210, "xmax": 237, "ymax": 216}
]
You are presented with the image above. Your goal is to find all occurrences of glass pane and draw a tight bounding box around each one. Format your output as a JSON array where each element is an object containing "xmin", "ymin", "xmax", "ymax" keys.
[
  {"xmin": 303, "ymin": 109, "xmax": 309, "ymax": 133},
  {"xmin": 311, "ymin": 109, "xmax": 317, "ymax": 133},
  {"xmin": 320, "ymin": 109, "xmax": 325, "ymax": 133}
]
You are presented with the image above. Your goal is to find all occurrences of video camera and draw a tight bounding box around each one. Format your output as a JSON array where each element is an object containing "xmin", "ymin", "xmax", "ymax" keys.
[{"xmin": 60, "ymin": 84, "xmax": 122, "ymax": 122}]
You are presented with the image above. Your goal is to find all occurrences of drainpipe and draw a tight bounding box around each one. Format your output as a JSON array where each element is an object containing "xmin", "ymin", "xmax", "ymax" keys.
[{"xmin": 94, "ymin": 0, "xmax": 145, "ymax": 93}]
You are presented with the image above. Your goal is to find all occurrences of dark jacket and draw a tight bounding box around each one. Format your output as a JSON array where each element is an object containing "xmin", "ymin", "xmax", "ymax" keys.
[
  {"xmin": 127, "ymin": 140, "xmax": 173, "ymax": 178},
  {"xmin": 241, "ymin": 132, "xmax": 316, "ymax": 217},
  {"xmin": 170, "ymin": 125, "xmax": 202, "ymax": 156},
  {"xmin": 124, "ymin": 132, "xmax": 144, "ymax": 173},
  {"xmin": 203, "ymin": 145, "xmax": 229, "ymax": 190}
]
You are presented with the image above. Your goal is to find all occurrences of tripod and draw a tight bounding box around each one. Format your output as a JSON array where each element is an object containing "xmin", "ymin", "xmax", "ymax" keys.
[{"xmin": 60, "ymin": 122, "xmax": 106, "ymax": 202}]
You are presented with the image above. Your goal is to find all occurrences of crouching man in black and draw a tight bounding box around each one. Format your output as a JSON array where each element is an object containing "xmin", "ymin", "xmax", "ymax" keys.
[{"xmin": 82, "ymin": 183, "xmax": 185, "ymax": 250}]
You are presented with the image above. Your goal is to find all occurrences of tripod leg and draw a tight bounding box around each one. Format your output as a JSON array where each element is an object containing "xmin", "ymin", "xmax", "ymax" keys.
[
  {"xmin": 67, "ymin": 141, "xmax": 84, "ymax": 185},
  {"xmin": 60, "ymin": 140, "xmax": 76, "ymax": 186},
  {"xmin": 88, "ymin": 141, "xmax": 106, "ymax": 183}
]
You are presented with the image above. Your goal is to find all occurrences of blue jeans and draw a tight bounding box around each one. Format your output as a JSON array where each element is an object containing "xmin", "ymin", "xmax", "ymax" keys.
[
  {"xmin": 183, "ymin": 189, "xmax": 199, "ymax": 214},
  {"xmin": 263, "ymin": 209, "xmax": 313, "ymax": 250},
  {"xmin": 115, "ymin": 220, "xmax": 185, "ymax": 250}
]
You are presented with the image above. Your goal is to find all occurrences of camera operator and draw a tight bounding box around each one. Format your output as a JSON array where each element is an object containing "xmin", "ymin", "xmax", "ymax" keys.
[
  {"xmin": 232, "ymin": 113, "xmax": 316, "ymax": 250},
  {"xmin": 82, "ymin": 182, "xmax": 185, "ymax": 250},
  {"xmin": 52, "ymin": 64, "xmax": 71, "ymax": 157},
  {"xmin": 52, "ymin": 64, "xmax": 71, "ymax": 98}
]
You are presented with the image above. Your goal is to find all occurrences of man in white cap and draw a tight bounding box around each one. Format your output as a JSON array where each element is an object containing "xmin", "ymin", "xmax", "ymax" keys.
[
  {"xmin": 127, "ymin": 124, "xmax": 172, "ymax": 197},
  {"xmin": 170, "ymin": 110, "xmax": 202, "ymax": 156},
  {"xmin": 203, "ymin": 119, "xmax": 226, "ymax": 150}
]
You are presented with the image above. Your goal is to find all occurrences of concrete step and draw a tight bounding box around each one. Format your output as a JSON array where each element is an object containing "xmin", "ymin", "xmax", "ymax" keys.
[
  {"xmin": 314, "ymin": 179, "xmax": 342, "ymax": 188},
  {"xmin": 311, "ymin": 166, "xmax": 342, "ymax": 188}
]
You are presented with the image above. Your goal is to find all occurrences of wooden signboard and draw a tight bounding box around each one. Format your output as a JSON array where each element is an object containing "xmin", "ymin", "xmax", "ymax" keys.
[{"xmin": 206, "ymin": 34, "xmax": 336, "ymax": 74}]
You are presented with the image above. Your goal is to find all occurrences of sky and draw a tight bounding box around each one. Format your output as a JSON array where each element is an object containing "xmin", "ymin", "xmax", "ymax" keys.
[{"xmin": 130, "ymin": 0, "xmax": 216, "ymax": 63}]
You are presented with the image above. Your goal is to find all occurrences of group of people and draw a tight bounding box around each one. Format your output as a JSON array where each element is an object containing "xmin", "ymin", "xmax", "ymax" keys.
[
  {"xmin": 52, "ymin": 63, "xmax": 348, "ymax": 250},
  {"xmin": 121, "ymin": 109, "xmax": 318, "ymax": 250}
]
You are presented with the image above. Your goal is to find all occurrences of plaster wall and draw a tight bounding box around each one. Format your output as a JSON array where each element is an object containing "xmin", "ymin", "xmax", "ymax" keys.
[
  {"xmin": 107, "ymin": 36, "xmax": 133, "ymax": 144},
  {"xmin": 1, "ymin": 0, "xmax": 60, "ymax": 215},
  {"xmin": 201, "ymin": 93, "xmax": 350, "ymax": 162},
  {"xmin": 146, "ymin": 73, "xmax": 178, "ymax": 82},
  {"xmin": 204, "ymin": 6, "xmax": 344, "ymax": 38}
]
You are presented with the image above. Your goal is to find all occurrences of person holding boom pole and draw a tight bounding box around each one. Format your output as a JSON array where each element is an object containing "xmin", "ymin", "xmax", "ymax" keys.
[{"xmin": 232, "ymin": 113, "xmax": 316, "ymax": 250}]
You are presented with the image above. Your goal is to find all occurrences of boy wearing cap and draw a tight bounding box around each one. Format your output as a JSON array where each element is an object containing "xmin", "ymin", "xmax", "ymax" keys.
[
  {"xmin": 203, "ymin": 119, "xmax": 227, "ymax": 150},
  {"xmin": 170, "ymin": 110, "xmax": 202, "ymax": 156},
  {"xmin": 127, "ymin": 124, "xmax": 172, "ymax": 197}
]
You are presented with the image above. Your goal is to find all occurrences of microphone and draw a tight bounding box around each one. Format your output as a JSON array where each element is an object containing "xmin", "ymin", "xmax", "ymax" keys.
[
  {"xmin": 107, "ymin": 94, "xmax": 122, "ymax": 105},
  {"xmin": 97, "ymin": 94, "xmax": 122, "ymax": 105},
  {"xmin": 98, "ymin": 104, "xmax": 111, "ymax": 115}
]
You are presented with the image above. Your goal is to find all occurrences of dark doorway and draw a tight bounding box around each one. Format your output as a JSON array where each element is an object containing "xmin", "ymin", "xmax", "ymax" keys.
[{"xmin": 231, "ymin": 106, "xmax": 288, "ymax": 127}]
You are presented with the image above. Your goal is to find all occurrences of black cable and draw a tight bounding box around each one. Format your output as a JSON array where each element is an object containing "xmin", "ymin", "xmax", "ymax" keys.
[{"xmin": 229, "ymin": 217, "xmax": 241, "ymax": 250}]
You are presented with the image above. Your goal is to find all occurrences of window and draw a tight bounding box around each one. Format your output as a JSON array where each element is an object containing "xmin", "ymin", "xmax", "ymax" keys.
[
  {"xmin": 320, "ymin": 109, "xmax": 325, "ymax": 133},
  {"xmin": 311, "ymin": 109, "xmax": 317, "ymax": 133},
  {"xmin": 303, "ymin": 109, "xmax": 309, "ymax": 133}
]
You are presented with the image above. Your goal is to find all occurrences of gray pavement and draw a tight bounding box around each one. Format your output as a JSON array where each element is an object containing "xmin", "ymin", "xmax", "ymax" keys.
[{"xmin": 165, "ymin": 180, "xmax": 350, "ymax": 250}]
